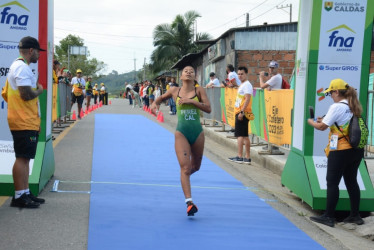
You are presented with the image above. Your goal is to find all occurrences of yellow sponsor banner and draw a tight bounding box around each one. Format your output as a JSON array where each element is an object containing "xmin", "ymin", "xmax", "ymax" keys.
[
  {"xmin": 224, "ymin": 87, "xmax": 237, "ymax": 128},
  {"xmin": 52, "ymin": 83, "xmax": 58, "ymax": 122},
  {"xmin": 264, "ymin": 90, "xmax": 293, "ymax": 145}
]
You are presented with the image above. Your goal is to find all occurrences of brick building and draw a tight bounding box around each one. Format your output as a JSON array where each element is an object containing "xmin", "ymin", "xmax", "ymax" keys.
[{"xmin": 172, "ymin": 22, "xmax": 298, "ymax": 88}]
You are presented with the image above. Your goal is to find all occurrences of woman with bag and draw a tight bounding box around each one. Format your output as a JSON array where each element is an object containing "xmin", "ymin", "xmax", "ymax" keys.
[{"xmin": 307, "ymin": 78, "xmax": 365, "ymax": 227}]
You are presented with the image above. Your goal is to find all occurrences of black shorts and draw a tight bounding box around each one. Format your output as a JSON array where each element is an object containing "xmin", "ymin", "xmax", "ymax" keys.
[
  {"xmin": 11, "ymin": 130, "xmax": 39, "ymax": 159},
  {"xmin": 71, "ymin": 93, "xmax": 84, "ymax": 105},
  {"xmin": 234, "ymin": 113, "xmax": 249, "ymax": 137}
]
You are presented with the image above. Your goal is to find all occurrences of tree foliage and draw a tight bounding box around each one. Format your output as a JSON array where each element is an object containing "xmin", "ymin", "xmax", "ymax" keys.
[
  {"xmin": 54, "ymin": 34, "xmax": 106, "ymax": 77},
  {"xmin": 150, "ymin": 10, "xmax": 212, "ymax": 74}
]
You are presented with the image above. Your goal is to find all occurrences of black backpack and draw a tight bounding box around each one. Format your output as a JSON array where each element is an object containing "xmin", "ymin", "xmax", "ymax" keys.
[{"xmin": 335, "ymin": 102, "xmax": 368, "ymax": 149}]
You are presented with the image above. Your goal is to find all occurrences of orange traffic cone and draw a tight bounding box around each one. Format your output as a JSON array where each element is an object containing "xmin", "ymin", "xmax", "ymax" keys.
[
  {"xmin": 159, "ymin": 112, "xmax": 164, "ymax": 123},
  {"xmin": 85, "ymin": 108, "xmax": 88, "ymax": 115},
  {"xmin": 156, "ymin": 111, "xmax": 160, "ymax": 121},
  {"xmin": 80, "ymin": 109, "xmax": 84, "ymax": 118},
  {"xmin": 72, "ymin": 111, "xmax": 77, "ymax": 120},
  {"xmin": 109, "ymin": 100, "xmax": 112, "ymax": 105}
]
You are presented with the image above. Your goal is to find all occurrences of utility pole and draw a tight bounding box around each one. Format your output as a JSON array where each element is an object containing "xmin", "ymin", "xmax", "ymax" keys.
[
  {"xmin": 143, "ymin": 57, "xmax": 146, "ymax": 81},
  {"xmin": 134, "ymin": 58, "xmax": 136, "ymax": 82},
  {"xmin": 246, "ymin": 13, "xmax": 250, "ymax": 27},
  {"xmin": 276, "ymin": 4, "xmax": 292, "ymax": 23}
]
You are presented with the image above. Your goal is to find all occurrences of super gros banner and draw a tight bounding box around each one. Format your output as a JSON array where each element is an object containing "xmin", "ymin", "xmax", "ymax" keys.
[{"xmin": 220, "ymin": 88, "xmax": 294, "ymax": 145}]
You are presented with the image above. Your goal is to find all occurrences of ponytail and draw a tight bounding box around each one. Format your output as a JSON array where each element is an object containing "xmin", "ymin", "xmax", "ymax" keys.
[{"xmin": 339, "ymin": 86, "xmax": 362, "ymax": 116}]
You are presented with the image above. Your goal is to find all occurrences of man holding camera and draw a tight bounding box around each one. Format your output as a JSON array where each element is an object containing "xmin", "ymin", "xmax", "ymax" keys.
[{"xmin": 259, "ymin": 61, "xmax": 282, "ymax": 90}]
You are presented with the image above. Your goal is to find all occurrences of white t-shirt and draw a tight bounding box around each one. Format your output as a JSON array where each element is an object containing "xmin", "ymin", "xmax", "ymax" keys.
[
  {"xmin": 322, "ymin": 100, "xmax": 352, "ymax": 127},
  {"xmin": 154, "ymin": 89, "xmax": 161, "ymax": 99},
  {"xmin": 237, "ymin": 80, "xmax": 253, "ymax": 96},
  {"xmin": 210, "ymin": 78, "xmax": 220, "ymax": 87},
  {"xmin": 8, "ymin": 60, "xmax": 36, "ymax": 90},
  {"xmin": 71, "ymin": 77, "xmax": 86, "ymax": 93},
  {"xmin": 228, "ymin": 71, "xmax": 241, "ymax": 86},
  {"xmin": 266, "ymin": 74, "xmax": 282, "ymax": 90}
]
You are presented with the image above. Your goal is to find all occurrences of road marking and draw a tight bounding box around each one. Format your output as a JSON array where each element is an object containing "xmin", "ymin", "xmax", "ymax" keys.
[{"xmin": 0, "ymin": 197, "xmax": 8, "ymax": 207}]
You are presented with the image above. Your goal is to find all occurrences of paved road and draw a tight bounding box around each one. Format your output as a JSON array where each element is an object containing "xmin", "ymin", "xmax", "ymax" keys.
[{"xmin": 0, "ymin": 98, "xmax": 373, "ymax": 249}]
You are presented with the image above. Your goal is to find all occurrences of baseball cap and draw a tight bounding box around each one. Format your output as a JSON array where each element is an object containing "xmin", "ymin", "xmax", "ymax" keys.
[
  {"xmin": 76, "ymin": 69, "xmax": 82, "ymax": 73},
  {"xmin": 268, "ymin": 61, "xmax": 279, "ymax": 68},
  {"xmin": 19, "ymin": 36, "xmax": 46, "ymax": 51},
  {"xmin": 323, "ymin": 79, "xmax": 349, "ymax": 93},
  {"xmin": 209, "ymin": 72, "xmax": 215, "ymax": 77},
  {"xmin": 101, "ymin": 83, "xmax": 104, "ymax": 86}
]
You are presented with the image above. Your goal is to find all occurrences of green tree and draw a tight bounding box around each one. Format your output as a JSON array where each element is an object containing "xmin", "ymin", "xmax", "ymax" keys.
[
  {"xmin": 54, "ymin": 34, "xmax": 106, "ymax": 77},
  {"xmin": 150, "ymin": 10, "xmax": 212, "ymax": 73}
]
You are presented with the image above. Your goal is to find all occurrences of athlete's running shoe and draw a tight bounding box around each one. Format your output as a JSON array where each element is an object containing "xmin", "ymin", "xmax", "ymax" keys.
[{"xmin": 187, "ymin": 201, "xmax": 198, "ymax": 216}]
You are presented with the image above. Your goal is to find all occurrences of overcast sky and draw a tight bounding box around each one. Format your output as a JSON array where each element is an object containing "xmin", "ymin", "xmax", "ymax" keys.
[{"xmin": 54, "ymin": 0, "xmax": 299, "ymax": 75}]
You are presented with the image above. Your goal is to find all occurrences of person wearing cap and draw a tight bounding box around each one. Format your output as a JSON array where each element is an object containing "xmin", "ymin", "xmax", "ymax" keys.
[
  {"xmin": 206, "ymin": 72, "xmax": 221, "ymax": 88},
  {"xmin": 226, "ymin": 64, "xmax": 241, "ymax": 88},
  {"xmin": 5, "ymin": 36, "xmax": 45, "ymax": 208},
  {"xmin": 259, "ymin": 60, "xmax": 282, "ymax": 90},
  {"xmin": 307, "ymin": 79, "xmax": 365, "ymax": 227},
  {"xmin": 100, "ymin": 83, "xmax": 108, "ymax": 105},
  {"xmin": 93, "ymin": 83, "xmax": 99, "ymax": 104},
  {"xmin": 70, "ymin": 69, "xmax": 86, "ymax": 118},
  {"xmin": 85, "ymin": 76, "xmax": 93, "ymax": 109}
]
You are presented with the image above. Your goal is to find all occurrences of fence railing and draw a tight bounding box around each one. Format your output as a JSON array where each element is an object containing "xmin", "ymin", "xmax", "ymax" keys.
[{"xmin": 203, "ymin": 87, "xmax": 374, "ymax": 157}]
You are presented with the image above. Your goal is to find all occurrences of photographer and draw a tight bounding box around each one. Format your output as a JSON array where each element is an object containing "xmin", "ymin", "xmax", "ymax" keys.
[{"xmin": 259, "ymin": 61, "xmax": 282, "ymax": 90}]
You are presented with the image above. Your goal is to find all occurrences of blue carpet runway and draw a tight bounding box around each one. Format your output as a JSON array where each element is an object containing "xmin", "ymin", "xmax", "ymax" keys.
[{"xmin": 87, "ymin": 114, "xmax": 322, "ymax": 250}]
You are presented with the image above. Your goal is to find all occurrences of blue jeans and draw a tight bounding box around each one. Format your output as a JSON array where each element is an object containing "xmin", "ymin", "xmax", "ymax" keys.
[{"xmin": 169, "ymin": 98, "xmax": 176, "ymax": 114}]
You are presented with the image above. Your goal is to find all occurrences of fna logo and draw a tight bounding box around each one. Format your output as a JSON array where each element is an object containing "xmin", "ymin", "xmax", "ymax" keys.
[
  {"xmin": 0, "ymin": 1, "xmax": 30, "ymax": 30},
  {"xmin": 327, "ymin": 24, "xmax": 355, "ymax": 52}
]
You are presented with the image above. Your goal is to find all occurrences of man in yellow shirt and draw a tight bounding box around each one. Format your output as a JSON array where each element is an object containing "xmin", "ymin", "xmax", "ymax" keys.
[
  {"xmin": 70, "ymin": 69, "xmax": 85, "ymax": 118},
  {"xmin": 6, "ymin": 36, "xmax": 45, "ymax": 208}
]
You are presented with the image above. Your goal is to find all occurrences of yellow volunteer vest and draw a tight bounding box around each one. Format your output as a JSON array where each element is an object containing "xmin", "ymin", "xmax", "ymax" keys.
[
  {"xmin": 73, "ymin": 78, "xmax": 84, "ymax": 96},
  {"xmin": 7, "ymin": 60, "xmax": 40, "ymax": 131},
  {"xmin": 93, "ymin": 86, "xmax": 98, "ymax": 95},
  {"xmin": 324, "ymin": 122, "xmax": 352, "ymax": 157}
]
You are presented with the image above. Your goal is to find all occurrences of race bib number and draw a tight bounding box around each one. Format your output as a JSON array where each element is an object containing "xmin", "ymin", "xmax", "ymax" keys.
[
  {"xmin": 235, "ymin": 97, "xmax": 242, "ymax": 108},
  {"xmin": 330, "ymin": 133, "xmax": 338, "ymax": 150}
]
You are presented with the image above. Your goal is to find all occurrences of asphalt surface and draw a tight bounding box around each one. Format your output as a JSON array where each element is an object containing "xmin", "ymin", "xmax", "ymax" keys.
[{"xmin": 0, "ymin": 98, "xmax": 373, "ymax": 249}]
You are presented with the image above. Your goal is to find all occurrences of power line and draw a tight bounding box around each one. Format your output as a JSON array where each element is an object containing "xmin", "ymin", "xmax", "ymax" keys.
[
  {"xmin": 250, "ymin": 0, "xmax": 287, "ymax": 22},
  {"xmin": 55, "ymin": 28, "xmax": 153, "ymax": 39},
  {"xmin": 55, "ymin": 19, "xmax": 153, "ymax": 27},
  {"xmin": 201, "ymin": 0, "xmax": 272, "ymax": 33}
]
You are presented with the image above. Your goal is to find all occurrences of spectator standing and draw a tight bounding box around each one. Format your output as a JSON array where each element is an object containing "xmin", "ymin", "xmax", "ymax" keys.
[
  {"xmin": 226, "ymin": 64, "xmax": 241, "ymax": 88},
  {"xmin": 259, "ymin": 60, "xmax": 282, "ymax": 90},
  {"xmin": 133, "ymin": 83, "xmax": 140, "ymax": 93},
  {"xmin": 169, "ymin": 78, "xmax": 178, "ymax": 115},
  {"xmin": 125, "ymin": 82, "xmax": 133, "ymax": 106},
  {"xmin": 5, "ymin": 36, "xmax": 45, "ymax": 208},
  {"xmin": 148, "ymin": 81, "xmax": 155, "ymax": 106},
  {"xmin": 154, "ymin": 85, "xmax": 161, "ymax": 100},
  {"xmin": 100, "ymin": 83, "xmax": 108, "ymax": 105},
  {"xmin": 307, "ymin": 79, "xmax": 365, "ymax": 227},
  {"xmin": 206, "ymin": 72, "xmax": 220, "ymax": 88},
  {"xmin": 93, "ymin": 83, "xmax": 99, "ymax": 104},
  {"xmin": 71, "ymin": 69, "xmax": 86, "ymax": 119},
  {"xmin": 85, "ymin": 76, "xmax": 93, "ymax": 109},
  {"xmin": 228, "ymin": 66, "xmax": 253, "ymax": 165},
  {"xmin": 143, "ymin": 81, "xmax": 149, "ymax": 107}
]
